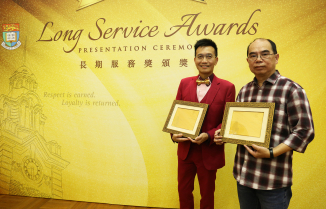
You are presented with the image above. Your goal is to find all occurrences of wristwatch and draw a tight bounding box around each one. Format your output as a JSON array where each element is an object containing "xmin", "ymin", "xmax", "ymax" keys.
[{"xmin": 269, "ymin": 147, "xmax": 274, "ymax": 158}]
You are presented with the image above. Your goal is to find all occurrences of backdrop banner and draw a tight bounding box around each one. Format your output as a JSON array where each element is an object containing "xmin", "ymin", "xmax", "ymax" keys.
[{"xmin": 0, "ymin": 0, "xmax": 325, "ymax": 208}]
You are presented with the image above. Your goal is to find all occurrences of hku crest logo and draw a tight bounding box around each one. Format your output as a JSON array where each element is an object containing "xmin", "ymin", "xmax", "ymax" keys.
[{"xmin": 2, "ymin": 23, "xmax": 21, "ymax": 50}]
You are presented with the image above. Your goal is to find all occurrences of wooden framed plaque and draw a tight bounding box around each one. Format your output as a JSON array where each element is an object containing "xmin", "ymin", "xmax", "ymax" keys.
[
  {"xmin": 162, "ymin": 100, "xmax": 209, "ymax": 139},
  {"xmin": 221, "ymin": 102, "xmax": 275, "ymax": 148}
]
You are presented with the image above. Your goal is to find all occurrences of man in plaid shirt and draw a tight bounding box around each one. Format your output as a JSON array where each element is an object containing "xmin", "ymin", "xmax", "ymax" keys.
[{"xmin": 215, "ymin": 38, "xmax": 314, "ymax": 209}]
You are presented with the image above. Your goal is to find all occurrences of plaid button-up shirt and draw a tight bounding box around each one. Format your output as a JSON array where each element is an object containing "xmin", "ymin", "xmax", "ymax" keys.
[{"xmin": 233, "ymin": 70, "xmax": 314, "ymax": 190}]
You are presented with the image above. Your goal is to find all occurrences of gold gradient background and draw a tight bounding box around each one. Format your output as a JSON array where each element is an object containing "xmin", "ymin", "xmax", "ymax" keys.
[{"xmin": 0, "ymin": 0, "xmax": 325, "ymax": 208}]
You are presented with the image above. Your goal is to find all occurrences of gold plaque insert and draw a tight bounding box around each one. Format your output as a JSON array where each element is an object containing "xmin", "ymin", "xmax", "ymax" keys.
[
  {"xmin": 172, "ymin": 108, "xmax": 200, "ymax": 131},
  {"xmin": 229, "ymin": 111, "xmax": 264, "ymax": 138}
]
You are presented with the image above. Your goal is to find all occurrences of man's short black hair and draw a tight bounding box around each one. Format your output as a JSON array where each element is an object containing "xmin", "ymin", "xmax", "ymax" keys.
[
  {"xmin": 247, "ymin": 38, "xmax": 277, "ymax": 56},
  {"xmin": 194, "ymin": 38, "xmax": 218, "ymax": 57}
]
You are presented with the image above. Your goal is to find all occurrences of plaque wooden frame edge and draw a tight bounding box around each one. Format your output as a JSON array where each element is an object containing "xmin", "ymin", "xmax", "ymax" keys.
[
  {"xmin": 162, "ymin": 100, "xmax": 209, "ymax": 139},
  {"xmin": 220, "ymin": 102, "xmax": 275, "ymax": 148}
]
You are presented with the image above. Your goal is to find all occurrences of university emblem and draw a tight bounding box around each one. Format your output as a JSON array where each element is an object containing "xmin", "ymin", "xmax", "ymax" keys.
[{"xmin": 2, "ymin": 23, "xmax": 21, "ymax": 50}]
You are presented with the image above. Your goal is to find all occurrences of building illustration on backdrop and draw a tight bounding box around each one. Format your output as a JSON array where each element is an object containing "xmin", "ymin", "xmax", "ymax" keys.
[{"xmin": 0, "ymin": 65, "xmax": 69, "ymax": 198}]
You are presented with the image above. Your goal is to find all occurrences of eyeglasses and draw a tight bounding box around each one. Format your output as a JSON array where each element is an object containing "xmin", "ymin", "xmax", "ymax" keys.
[
  {"xmin": 248, "ymin": 53, "xmax": 275, "ymax": 61},
  {"xmin": 196, "ymin": 54, "xmax": 216, "ymax": 61}
]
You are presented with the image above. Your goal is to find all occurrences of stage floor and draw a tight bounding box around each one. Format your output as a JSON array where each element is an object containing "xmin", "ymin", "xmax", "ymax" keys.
[{"xmin": 0, "ymin": 194, "xmax": 173, "ymax": 209}]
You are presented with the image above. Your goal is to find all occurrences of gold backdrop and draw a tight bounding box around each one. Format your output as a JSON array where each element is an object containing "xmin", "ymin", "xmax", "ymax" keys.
[{"xmin": 0, "ymin": 0, "xmax": 325, "ymax": 208}]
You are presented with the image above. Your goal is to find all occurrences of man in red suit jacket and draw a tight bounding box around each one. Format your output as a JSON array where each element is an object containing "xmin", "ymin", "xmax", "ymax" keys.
[{"xmin": 172, "ymin": 39, "xmax": 235, "ymax": 209}]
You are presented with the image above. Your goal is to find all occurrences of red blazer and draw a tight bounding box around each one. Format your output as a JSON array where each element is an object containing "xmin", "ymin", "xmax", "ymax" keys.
[{"xmin": 176, "ymin": 74, "xmax": 235, "ymax": 170}]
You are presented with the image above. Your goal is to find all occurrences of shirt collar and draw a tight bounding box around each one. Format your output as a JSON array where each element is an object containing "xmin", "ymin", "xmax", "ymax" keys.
[{"xmin": 253, "ymin": 70, "xmax": 280, "ymax": 85}]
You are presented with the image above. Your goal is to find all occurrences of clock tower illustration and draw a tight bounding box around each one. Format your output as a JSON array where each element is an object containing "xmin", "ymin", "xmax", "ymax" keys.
[{"xmin": 0, "ymin": 64, "xmax": 69, "ymax": 198}]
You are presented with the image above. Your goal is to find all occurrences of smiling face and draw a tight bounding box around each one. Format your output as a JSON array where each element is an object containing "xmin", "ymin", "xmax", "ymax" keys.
[
  {"xmin": 247, "ymin": 39, "xmax": 279, "ymax": 82},
  {"xmin": 194, "ymin": 46, "xmax": 218, "ymax": 79}
]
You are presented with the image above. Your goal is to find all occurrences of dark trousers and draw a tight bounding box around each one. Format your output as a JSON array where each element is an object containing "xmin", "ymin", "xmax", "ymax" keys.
[
  {"xmin": 178, "ymin": 144, "xmax": 217, "ymax": 209},
  {"xmin": 237, "ymin": 182, "xmax": 292, "ymax": 209}
]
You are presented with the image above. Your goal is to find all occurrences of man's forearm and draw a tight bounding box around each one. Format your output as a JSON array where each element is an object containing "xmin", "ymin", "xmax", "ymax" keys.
[{"xmin": 273, "ymin": 143, "xmax": 293, "ymax": 157}]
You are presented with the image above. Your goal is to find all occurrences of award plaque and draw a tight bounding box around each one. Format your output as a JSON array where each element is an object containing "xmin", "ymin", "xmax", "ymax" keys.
[
  {"xmin": 221, "ymin": 102, "xmax": 275, "ymax": 148},
  {"xmin": 162, "ymin": 100, "xmax": 209, "ymax": 139}
]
